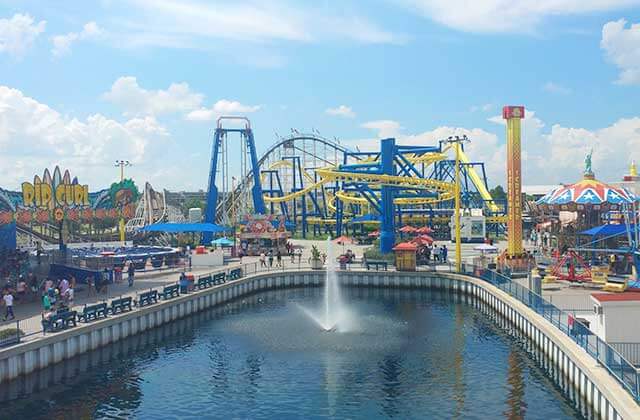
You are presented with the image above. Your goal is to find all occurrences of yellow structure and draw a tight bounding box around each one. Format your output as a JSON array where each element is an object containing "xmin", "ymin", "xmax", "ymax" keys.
[
  {"xmin": 591, "ymin": 266, "xmax": 609, "ymax": 284},
  {"xmin": 503, "ymin": 106, "xmax": 525, "ymax": 258}
]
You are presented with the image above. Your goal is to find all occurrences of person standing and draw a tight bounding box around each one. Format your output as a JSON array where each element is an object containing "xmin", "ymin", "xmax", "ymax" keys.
[
  {"xmin": 42, "ymin": 292, "xmax": 51, "ymax": 312},
  {"xmin": 433, "ymin": 245, "xmax": 440, "ymax": 263},
  {"xmin": 268, "ymin": 250, "xmax": 274, "ymax": 268},
  {"xmin": 442, "ymin": 245, "xmax": 448, "ymax": 263},
  {"xmin": 59, "ymin": 278, "xmax": 69, "ymax": 297},
  {"xmin": 259, "ymin": 252, "xmax": 266, "ymax": 268},
  {"xmin": 3, "ymin": 290, "xmax": 14, "ymax": 321},
  {"xmin": 127, "ymin": 262, "xmax": 135, "ymax": 287},
  {"xmin": 276, "ymin": 250, "xmax": 282, "ymax": 267}
]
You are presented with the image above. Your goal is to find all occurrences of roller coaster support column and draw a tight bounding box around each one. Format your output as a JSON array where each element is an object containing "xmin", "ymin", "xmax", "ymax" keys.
[
  {"xmin": 246, "ymin": 129, "xmax": 267, "ymax": 215},
  {"xmin": 380, "ymin": 138, "xmax": 396, "ymax": 254},
  {"xmin": 203, "ymin": 129, "xmax": 223, "ymax": 245}
]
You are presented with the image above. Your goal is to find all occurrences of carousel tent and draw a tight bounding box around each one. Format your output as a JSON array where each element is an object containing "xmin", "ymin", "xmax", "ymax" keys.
[{"xmin": 536, "ymin": 178, "xmax": 635, "ymax": 210}]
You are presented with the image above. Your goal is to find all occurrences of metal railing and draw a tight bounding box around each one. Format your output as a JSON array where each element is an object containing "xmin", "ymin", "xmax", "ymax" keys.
[{"xmin": 461, "ymin": 263, "xmax": 640, "ymax": 403}]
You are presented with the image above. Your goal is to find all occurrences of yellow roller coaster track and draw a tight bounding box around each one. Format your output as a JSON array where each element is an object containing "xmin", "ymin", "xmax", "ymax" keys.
[{"xmin": 334, "ymin": 190, "xmax": 455, "ymax": 205}]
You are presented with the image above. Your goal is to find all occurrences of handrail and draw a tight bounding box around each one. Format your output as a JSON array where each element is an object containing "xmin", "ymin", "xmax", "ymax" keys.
[{"xmin": 464, "ymin": 264, "xmax": 640, "ymax": 403}]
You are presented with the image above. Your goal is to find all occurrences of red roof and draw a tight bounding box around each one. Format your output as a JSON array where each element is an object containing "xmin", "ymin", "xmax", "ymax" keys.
[
  {"xmin": 393, "ymin": 242, "xmax": 417, "ymax": 251},
  {"xmin": 592, "ymin": 292, "xmax": 640, "ymax": 303}
]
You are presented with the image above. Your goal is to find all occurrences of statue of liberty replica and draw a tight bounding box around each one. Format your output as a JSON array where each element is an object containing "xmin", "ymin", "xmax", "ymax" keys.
[{"xmin": 584, "ymin": 149, "xmax": 594, "ymax": 179}]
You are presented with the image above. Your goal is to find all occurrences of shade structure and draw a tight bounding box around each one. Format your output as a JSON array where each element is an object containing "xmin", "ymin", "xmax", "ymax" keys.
[
  {"xmin": 333, "ymin": 235, "xmax": 355, "ymax": 245},
  {"xmin": 536, "ymin": 177, "xmax": 635, "ymax": 211},
  {"xmin": 415, "ymin": 227, "xmax": 433, "ymax": 234},
  {"xmin": 140, "ymin": 223, "xmax": 231, "ymax": 233},
  {"xmin": 416, "ymin": 234, "xmax": 434, "ymax": 244},
  {"xmin": 211, "ymin": 237, "xmax": 234, "ymax": 247},
  {"xmin": 474, "ymin": 243, "xmax": 498, "ymax": 253},
  {"xmin": 580, "ymin": 224, "xmax": 637, "ymax": 237},
  {"xmin": 399, "ymin": 225, "xmax": 417, "ymax": 233}
]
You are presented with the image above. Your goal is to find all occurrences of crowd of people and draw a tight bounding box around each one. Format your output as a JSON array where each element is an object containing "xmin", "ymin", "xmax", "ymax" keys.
[
  {"xmin": 417, "ymin": 243, "xmax": 449, "ymax": 265},
  {"xmin": 258, "ymin": 247, "xmax": 304, "ymax": 268}
]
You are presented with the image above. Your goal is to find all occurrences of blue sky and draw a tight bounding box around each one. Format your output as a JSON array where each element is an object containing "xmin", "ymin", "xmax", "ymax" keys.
[{"xmin": 0, "ymin": 0, "xmax": 639, "ymax": 191}]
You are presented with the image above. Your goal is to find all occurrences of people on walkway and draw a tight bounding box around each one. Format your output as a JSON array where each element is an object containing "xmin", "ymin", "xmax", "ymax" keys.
[
  {"xmin": 2, "ymin": 290, "xmax": 14, "ymax": 321},
  {"xmin": 441, "ymin": 245, "xmax": 448, "ymax": 263},
  {"xmin": 268, "ymin": 250, "xmax": 274, "ymax": 268},
  {"xmin": 127, "ymin": 262, "xmax": 135, "ymax": 287},
  {"xmin": 276, "ymin": 250, "xmax": 282, "ymax": 267},
  {"xmin": 259, "ymin": 252, "xmax": 266, "ymax": 267},
  {"xmin": 433, "ymin": 245, "xmax": 440, "ymax": 263}
]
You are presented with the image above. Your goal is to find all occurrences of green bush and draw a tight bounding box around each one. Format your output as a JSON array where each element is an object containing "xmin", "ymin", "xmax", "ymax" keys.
[
  {"xmin": 310, "ymin": 245, "xmax": 321, "ymax": 260},
  {"xmin": 0, "ymin": 328, "xmax": 23, "ymax": 340}
]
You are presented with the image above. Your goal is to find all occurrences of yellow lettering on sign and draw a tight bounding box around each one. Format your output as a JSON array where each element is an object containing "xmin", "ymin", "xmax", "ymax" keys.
[
  {"xmin": 55, "ymin": 185, "xmax": 66, "ymax": 206},
  {"xmin": 40, "ymin": 184, "xmax": 52, "ymax": 208},
  {"xmin": 22, "ymin": 183, "xmax": 35, "ymax": 206}
]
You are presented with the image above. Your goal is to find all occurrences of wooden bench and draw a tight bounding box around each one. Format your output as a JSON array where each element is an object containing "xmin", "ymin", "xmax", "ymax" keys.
[
  {"xmin": 137, "ymin": 290, "xmax": 158, "ymax": 307},
  {"xmin": 365, "ymin": 260, "xmax": 388, "ymax": 271},
  {"xmin": 228, "ymin": 268, "xmax": 242, "ymax": 280},
  {"xmin": 77, "ymin": 302, "xmax": 108, "ymax": 323},
  {"xmin": 42, "ymin": 310, "xmax": 77, "ymax": 332},
  {"xmin": 108, "ymin": 296, "xmax": 133, "ymax": 314},
  {"xmin": 197, "ymin": 275, "xmax": 213, "ymax": 289},
  {"xmin": 213, "ymin": 272, "xmax": 226, "ymax": 285},
  {"xmin": 159, "ymin": 284, "xmax": 180, "ymax": 300}
]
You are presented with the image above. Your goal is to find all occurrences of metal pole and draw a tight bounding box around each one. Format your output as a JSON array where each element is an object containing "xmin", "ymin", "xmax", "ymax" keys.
[{"xmin": 455, "ymin": 143, "xmax": 462, "ymax": 273}]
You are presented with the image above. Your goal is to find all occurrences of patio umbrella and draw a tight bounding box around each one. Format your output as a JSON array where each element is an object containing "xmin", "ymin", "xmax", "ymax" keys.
[
  {"xmin": 416, "ymin": 227, "xmax": 433, "ymax": 234},
  {"xmin": 399, "ymin": 225, "xmax": 417, "ymax": 233},
  {"xmin": 211, "ymin": 237, "xmax": 234, "ymax": 247},
  {"xmin": 416, "ymin": 234, "xmax": 434, "ymax": 244},
  {"xmin": 333, "ymin": 235, "xmax": 355, "ymax": 245},
  {"xmin": 473, "ymin": 243, "xmax": 498, "ymax": 253}
]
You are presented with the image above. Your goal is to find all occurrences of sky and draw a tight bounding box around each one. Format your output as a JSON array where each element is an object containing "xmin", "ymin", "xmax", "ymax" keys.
[{"xmin": 0, "ymin": 0, "xmax": 639, "ymax": 192}]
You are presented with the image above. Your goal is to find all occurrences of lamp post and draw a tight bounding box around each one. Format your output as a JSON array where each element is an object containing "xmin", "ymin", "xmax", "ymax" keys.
[
  {"xmin": 445, "ymin": 135, "xmax": 470, "ymax": 273},
  {"xmin": 114, "ymin": 160, "xmax": 131, "ymax": 242}
]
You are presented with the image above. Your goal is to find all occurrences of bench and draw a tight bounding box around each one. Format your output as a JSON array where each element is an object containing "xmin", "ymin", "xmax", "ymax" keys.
[
  {"xmin": 159, "ymin": 284, "xmax": 180, "ymax": 300},
  {"xmin": 197, "ymin": 275, "xmax": 213, "ymax": 289},
  {"xmin": 365, "ymin": 260, "xmax": 388, "ymax": 271},
  {"xmin": 42, "ymin": 310, "xmax": 78, "ymax": 332},
  {"xmin": 213, "ymin": 272, "xmax": 226, "ymax": 285},
  {"xmin": 77, "ymin": 302, "xmax": 108, "ymax": 323},
  {"xmin": 228, "ymin": 268, "xmax": 242, "ymax": 281},
  {"xmin": 137, "ymin": 290, "xmax": 158, "ymax": 307},
  {"xmin": 108, "ymin": 296, "xmax": 133, "ymax": 315}
]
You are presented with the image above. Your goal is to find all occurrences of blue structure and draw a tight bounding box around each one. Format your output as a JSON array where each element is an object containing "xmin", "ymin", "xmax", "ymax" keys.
[
  {"xmin": 0, "ymin": 222, "xmax": 16, "ymax": 250},
  {"xmin": 203, "ymin": 117, "xmax": 265, "ymax": 244}
]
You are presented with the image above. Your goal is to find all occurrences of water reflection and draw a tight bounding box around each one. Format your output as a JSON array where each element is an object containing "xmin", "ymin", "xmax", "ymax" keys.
[{"xmin": 1, "ymin": 286, "xmax": 581, "ymax": 419}]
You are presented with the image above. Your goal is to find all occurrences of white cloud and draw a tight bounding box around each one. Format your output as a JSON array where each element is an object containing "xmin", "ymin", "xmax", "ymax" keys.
[
  {"xmin": 361, "ymin": 120, "xmax": 403, "ymax": 138},
  {"xmin": 601, "ymin": 19, "xmax": 640, "ymax": 85},
  {"xmin": 543, "ymin": 81, "xmax": 571, "ymax": 94},
  {"xmin": 51, "ymin": 21, "xmax": 102, "ymax": 57},
  {"xmin": 0, "ymin": 13, "xmax": 46, "ymax": 57},
  {"xmin": 400, "ymin": 0, "xmax": 640, "ymax": 33},
  {"xmin": 325, "ymin": 105, "xmax": 356, "ymax": 118},
  {"xmin": 105, "ymin": 0, "xmax": 404, "ymax": 48},
  {"xmin": 185, "ymin": 100, "xmax": 261, "ymax": 121},
  {"xmin": 349, "ymin": 110, "xmax": 640, "ymax": 187},
  {"xmin": 0, "ymin": 85, "xmax": 170, "ymax": 188},
  {"xmin": 103, "ymin": 76, "xmax": 204, "ymax": 117}
]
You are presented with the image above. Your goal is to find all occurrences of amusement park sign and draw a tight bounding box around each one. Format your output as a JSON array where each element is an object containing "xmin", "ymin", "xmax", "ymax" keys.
[{"xmin": 22, "ymin": 181, "xmax": 89, "ymax": 208}]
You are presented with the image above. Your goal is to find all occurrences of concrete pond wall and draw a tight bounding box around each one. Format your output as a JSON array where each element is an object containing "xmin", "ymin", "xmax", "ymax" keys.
[{"xmin": 0, "ymin": 270, "xmax": 637, "ymax": 419}]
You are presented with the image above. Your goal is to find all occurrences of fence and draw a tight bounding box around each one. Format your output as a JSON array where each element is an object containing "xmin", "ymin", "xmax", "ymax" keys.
[{"xmin": 461, "ymin": 263, "xmax": 640, "ymax": 404}]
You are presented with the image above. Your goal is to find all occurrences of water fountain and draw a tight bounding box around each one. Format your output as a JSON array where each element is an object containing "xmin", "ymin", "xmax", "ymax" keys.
[{"xmin": 299, "ymin": 237, "xmax": 353, "ymax": 332}]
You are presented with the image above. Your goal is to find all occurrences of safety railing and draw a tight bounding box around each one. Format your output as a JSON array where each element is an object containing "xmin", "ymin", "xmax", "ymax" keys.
[{"xmin": 461, "ymin": 263, "xmax": 640, "ymax": 403}]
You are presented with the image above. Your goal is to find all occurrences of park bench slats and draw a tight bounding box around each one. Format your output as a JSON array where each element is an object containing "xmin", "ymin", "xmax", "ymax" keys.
[
  {"xmin": 108, "ymin": 297, "xmax": 132, "ymax": 314},
  {"xmin": 77, "ymin": 303, "xmax": 108, "ymax": 323},
  {"xmin": 159, "ymin": 284, "xmax": 180, "ymax": 300}
]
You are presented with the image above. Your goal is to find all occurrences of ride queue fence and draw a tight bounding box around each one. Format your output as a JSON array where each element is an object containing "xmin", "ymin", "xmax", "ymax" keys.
[{"xmin": 459, "ymin": 263, "xmax": 640, "ymax": 404}]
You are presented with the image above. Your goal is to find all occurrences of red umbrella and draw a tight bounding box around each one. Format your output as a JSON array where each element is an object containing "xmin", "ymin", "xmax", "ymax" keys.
[
  {"xmin": 399, "ymin": 225, "xmax": 417, "ymax": 233},
  {"xmin": 416, "ymin": 234, "xmax": 434, "ymax": 244},
  {"xmin": 333, "ymin": 235, "xmax": 356, "ymax": 245},
  {"xmin": 416, "ymin": 227, "xmax": 433, "ymax": 234},
  {"xmin": 368, "ymin": 230, "xmax": 380, "ymax": 237}
]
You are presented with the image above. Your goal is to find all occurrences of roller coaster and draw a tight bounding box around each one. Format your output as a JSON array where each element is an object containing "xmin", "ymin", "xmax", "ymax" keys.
[{"xmin": 203, "ymin": 117, "xmax": 507, "ymax": 253}]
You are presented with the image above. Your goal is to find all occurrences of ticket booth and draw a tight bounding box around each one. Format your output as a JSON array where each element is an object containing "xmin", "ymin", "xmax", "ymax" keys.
[{"xmin": 393, "ymin": 242, "xmax": 417, "ymax": 272}]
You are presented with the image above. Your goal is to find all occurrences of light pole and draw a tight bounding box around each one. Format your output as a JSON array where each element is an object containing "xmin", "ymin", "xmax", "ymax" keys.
[
  {"xmin": 445, "ymin": 135, "xmax": 470, "ymax": 272},
  {"xmin": 114, "ymin": 160, "xmax": 131, "ymax": 242}
]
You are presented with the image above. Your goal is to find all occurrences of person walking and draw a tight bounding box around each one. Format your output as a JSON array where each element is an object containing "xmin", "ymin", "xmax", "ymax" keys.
[
  {"xmin": 276, "ymin": 250, "xmax": 282, "ymax": 267},
  {"xmin": 442, "ymin": 245, "xmax": 448, "ymax": 263},
  {"xmin": 127, "ymin": 262, "xmax": 135, "ymax": 287},
  {"xmin": 268, "ymin": 250, "xmax": 274, "ymax": 268},
  {"xmin": 2, "ymin": 290, "xmax": 14, "ymax": 321},
  {"xmin": 433, "ymin": 245, "xmax": 440, "ymax": 263},
  {"xmin": 259, "ymin": 252, "xmax": 266, "ymax": 268},
  {"xmin": 42, "ymin": 292, "xmax": 51, "ymax": 312}
]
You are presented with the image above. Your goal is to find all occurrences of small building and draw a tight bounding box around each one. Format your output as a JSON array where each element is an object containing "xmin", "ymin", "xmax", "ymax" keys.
[
  {"xmin": 393, "ymin": 242, "xmax": 417, "ymax": 271},
  {"xmin": 590, "ymin": 293, "xmax": 640, "ymax": 365}
]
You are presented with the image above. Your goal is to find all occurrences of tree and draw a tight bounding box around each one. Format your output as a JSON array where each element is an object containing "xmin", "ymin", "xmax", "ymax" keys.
[
  {"xmin": 490, "ymin": 185, "xmax": 507, "ymax": 201},
  {"xmin": 183, "ymin": 198, "xmax": 205, "ymax": 215}
]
